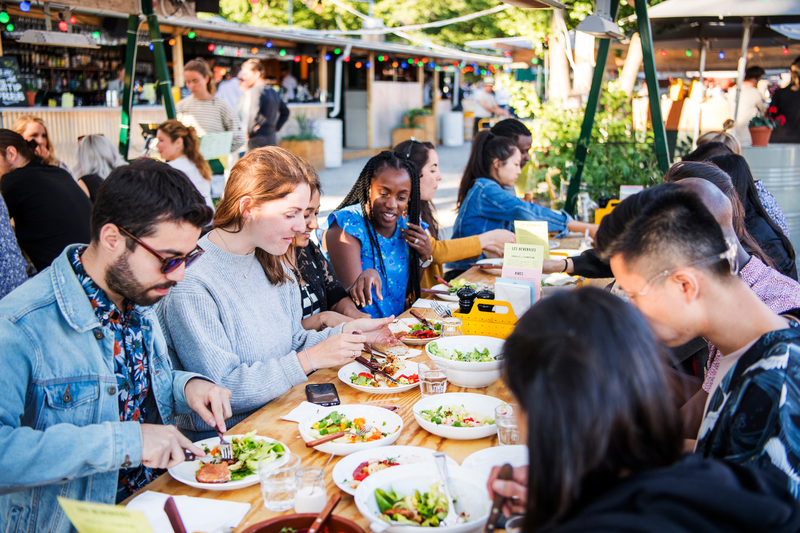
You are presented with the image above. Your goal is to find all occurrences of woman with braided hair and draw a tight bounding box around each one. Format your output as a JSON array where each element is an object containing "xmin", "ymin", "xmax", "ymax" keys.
[{"xmin": 327, "ymin": 151, "xmax": 431, "ymax": 319}]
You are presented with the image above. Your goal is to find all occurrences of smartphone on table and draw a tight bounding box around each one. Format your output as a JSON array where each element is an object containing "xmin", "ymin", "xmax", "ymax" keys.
[{"xmin": 306, "ymin": 383, "xmax": 341, "ymax": 407}]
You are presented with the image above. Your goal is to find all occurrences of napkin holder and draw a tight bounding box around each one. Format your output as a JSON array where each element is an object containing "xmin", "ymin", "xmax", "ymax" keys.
[{"xmin": 453, "ymin": 298, "xmax": 517, "ymax": 339}]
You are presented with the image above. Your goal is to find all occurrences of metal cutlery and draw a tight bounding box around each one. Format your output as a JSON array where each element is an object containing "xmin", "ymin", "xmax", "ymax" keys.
[
  {"xmin": 305, "ymin": 423, "xmax": 374, "ymax": 447},
  {"xmin": 355, "ymin": 356, "xmax": 400, "ymax": 384},
  {"xmin": 430, "ymin": 300, "xmax": 452, "ymax": 318}
]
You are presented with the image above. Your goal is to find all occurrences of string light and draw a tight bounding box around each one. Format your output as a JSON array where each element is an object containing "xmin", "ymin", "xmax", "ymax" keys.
[
  {"xmin": 422, "ymin": 57, "xmax": 428, "ymax": 63},
  {"xmin": 366, "ymin": 61, "xmax": 371, "ymax": 68},
  {"xmin": 324, "ymin": 54, "xmax": 331, "ymax": 61},
  {"xmin": 532, "ymin": 58, "xmax": 539, "ymax": 65},
  {"xmin": 430, "ymin": 62, "xmax": 436, "ymax": 68},
  {"xmin": 355, "ymin": 61, "xmax": 362, "ymax": 68},
  {"xmin": 58, "ymin": 20, "xmax": 68, "ymax": 31},
  {"xmin": 188, "ymin": 31, "xmax": 195, "ymax": 39},
  {"xmin": 251, "ymin": 47, "xmax": 258, "ymax": 54},
  {"xmin": 400, "ymin": 62, "xmax": 407, "ymax": 68},
  {"xmin": 718, "ymin": 51, "xmax": 725, "ymax": 59},
  {"xmin": 94, "ymin": 31, "xmax": 101, "ymax": 39},
  {"xmin": 685, "ymin": 50, "xmax": 692, "ymax": 57},
  {"xmin": 149, "ymin": 43, "xmax": 154, "ymax": 50},
  {"xmin": 236, "ymin": 49, "xmax": 242, "ymax": 57},
  {"xmin": 313, "ymin": 0, "xmax": 323, "ymax": 14},
  {"xmin": 279, "ymin": 49, "xmax": 287, "ymax": 56},
  {"xmin": 754, "ymin": 46, "xmax": 760, "ymax": 52},
  {"xmin": 306, "ymin": 57, "xmax": 313, "ymax": 63},
  {"xmin": 5, "ymin": 23, "xmax": 11, "ymax": 30},
  {"xmin": 784, "ymin": 46, "xmax": 790, "ymax": 55},
  {"xmin": 19, "ymin": 0, "xmax": 30, "ymax": 11},
  {"xmin": 294, "ymin": 55, "xmax": 301, "ymax": 62},
  {"xmin": 334, "ymin": 48, "xmax": 341, "ymax": 54},
  {"xmin": 344, "ymin": 56, "xmax": 350, "ymax": 62},
  {"xmin": 661, "ymin": 49, "xmax": 667, "ymax": 57},
  {"xmin": 266, "ymin": 40, "xmax": 273, "ymax": 48},
  {"xmin": 69, "ymin": 15, "xmax": 76, "ymax": 24},
  {"xmin": 392, "ymin": 61, "xmax": 399, "ymax": 68},
  {"xmin": 208, "ymin": 43, "xmax": 215, "ymax": 51}
]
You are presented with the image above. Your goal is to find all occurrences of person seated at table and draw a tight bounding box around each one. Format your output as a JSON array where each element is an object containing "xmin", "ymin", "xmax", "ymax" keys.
[
  {"xmin": 326, "ymin": 151, "xmax": 429, "ymax": 318},
  {"xmin": 491, "ymin": 118, "xmax": 533, "ymax": 168},
  {"xmin": 72, "ymin": 134, "xmax": 127, "ymax": 203},
  {"xmin": 12, "ymin": 115, "xmax": 71, "ymax": 173},
  {"xmin": 159, "ymin": 147, "xmax": 395, "ymax": 439},
  {"xmin": 447, "ymin": 130, "xmax": 597, "ymax": 277},
  {"xmin": 708, "ymin": 154, "xmax": 796, "ymax": 278},
  {"xmin": 0, "ymin": 129, "xmax": 92, "ymax": 272},
  {"xmin": 696, "ymin": 120, "xmax": 741, "ymax": 154},
  {"xmin": 284, "ymin": 174, "xmax": 369, "ymax": 330},
  {"xmin": 393, "ymin": 139, "xmax": 515, "ymax": 289},
  {"xmin": 0, "ymin": 194, "xmax": 28, "ymax": 299},
  {"xmin": 156, "ymin": 119, "xmax": 215, "ymax": 210},
  {"xmin": 682, "ymin": 142, "xmax": 790, "ymax": 238},
  {"xmin": 594, "ymin": 184, "xmax": 800, "ymax": 496},
  {"xmin": 488, "ymin": 287, "xmax": 800, "ymax": 532},
  {"xmin": 0, "ymin": 158, "xmax": 232, "ymax": 531}
]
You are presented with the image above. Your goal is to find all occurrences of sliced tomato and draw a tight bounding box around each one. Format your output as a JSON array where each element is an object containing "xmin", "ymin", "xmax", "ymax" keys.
[{"xmin": 352, "ymin": 461, "xmax": 371, "ymax": 481}]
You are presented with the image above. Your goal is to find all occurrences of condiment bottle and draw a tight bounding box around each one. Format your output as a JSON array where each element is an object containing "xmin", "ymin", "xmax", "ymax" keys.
[
  {"xmin": 457, "ymin": 285, "xmax": 478, "ymax": 314},
  {"xmin": 476, "ymin": 285, "xmax": 495, "ymax": 312}
]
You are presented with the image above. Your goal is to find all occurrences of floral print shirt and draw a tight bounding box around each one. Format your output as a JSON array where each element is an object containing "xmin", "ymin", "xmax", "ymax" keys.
[
  {"xmin": 755, "ymin": 180, "xmax": 791, "ymax": 238},
  {"xmin": 69, "ymin": 247, "xmax": 157, "ymax": 502},
  {"xmin": 0, "ymin": 195, "xmax": 27, "ymax": 299}
]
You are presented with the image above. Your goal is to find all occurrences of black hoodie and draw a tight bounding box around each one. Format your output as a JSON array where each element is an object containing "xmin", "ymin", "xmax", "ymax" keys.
[{"xmin": 546, "ymin": 455, "xmax": 800, "ymax": 533}]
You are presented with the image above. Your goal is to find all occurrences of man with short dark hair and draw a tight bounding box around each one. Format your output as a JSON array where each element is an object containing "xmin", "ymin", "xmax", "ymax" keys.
[
  {"xmin": 491, "ymin": 118, "xmax": 533, "ymax": 167},
  {"xmin": 730, "ymin": 65, "xmax": 768, "ymax": 147},
  {"xmin": 596, "ymin": 183, "xmax": 800, "ymax": 498},
  {"xmin": 241, "ymin": 59, "xmax": 290, "ymax": 150},
  {"xmin": 0, "ymin": 158, "xmax": 233, "ymax": 532}
]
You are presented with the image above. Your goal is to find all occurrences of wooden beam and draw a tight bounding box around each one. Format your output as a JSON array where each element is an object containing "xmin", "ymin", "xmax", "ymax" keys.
[
  {"xmin": 173, "ymin": 34, "xmax": 184, "ymax": 88},
  {"xmin": 367, "ymin": 50, "xmax": 375, "ymax": 149},
  {"xmin": 432, "ymin": 68, "xmax": 439, "ymax": 144},
  {"xmin": 418, "ymin": 64, "xmax": 424, "ymax": 104}
]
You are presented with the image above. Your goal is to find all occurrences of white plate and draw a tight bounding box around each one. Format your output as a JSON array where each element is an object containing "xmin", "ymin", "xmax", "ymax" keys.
[
  {"xmin": 476, "ymin": 258, "xmax": 503, "ymax": 276},
  {"xmin": 299, "ymin": 405, "xmax": 403, "ymax": 455},
  {"xmin": 461, "ymin": 446, "xmax": 528, "ymax": 484},
  {"xmin": 548, "ymin": 240, "xmax": 561, "ymax": 249},
  {"xmin": 413, "ymin": 393, "xmax": 504, "ymax": 440},
  {"xmin": 399, "ymin": 317, "xmax": 442, "ymax": 346},
  {"xmin": 549, "ymin": 248, "xmax": 583, "ymax": 258},
  {"xmin": 541, "ymin": 273, "xmax": 580, "ymax": 297},
  {"xmin": 426, "ymin": 336, "xmax": 504, "ymax": 388},
  {"xmin": 332, "ymin": 446, "xmax": 458, "ymax": 495},
  {"xmin": 431, "ymin": 283, "xmax": 460, "ymax": 302},
  {"xmin": 167, "ymin": 435, "xmax": 288, "ymax": 491},
  {"xmin": 355, "ymin": 464, "xmax": 490, "ymax": 533},
  {"xmin": 338, "ymin": 361, "xmax": 420, "ymax": 395}
]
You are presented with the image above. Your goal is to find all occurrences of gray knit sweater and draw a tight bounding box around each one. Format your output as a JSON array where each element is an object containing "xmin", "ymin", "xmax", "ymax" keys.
[{"xmin": 157, "ymin": 234, "xmax": 344, "ymax": 433}]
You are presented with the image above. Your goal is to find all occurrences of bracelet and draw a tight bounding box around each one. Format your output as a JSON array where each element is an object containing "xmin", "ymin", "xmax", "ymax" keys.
[
  {"xmin": 563, "ymin": 259, "xmax": 569, "ymax": 273},
  {"xmin": 304, "ymin": 349, "xmax": 316, "ymax": 373}
]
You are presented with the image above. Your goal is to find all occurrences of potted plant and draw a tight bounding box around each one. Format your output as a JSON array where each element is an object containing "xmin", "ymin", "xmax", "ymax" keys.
[
  {"xmin": 407, "ymin": 108, "xmax": 436, "ymax": 144},
  {"xmin": 279, "ymin": 113, "xmax": 325, "ymax": 170},
  {"xmin": 749, "ymin": 106, "xmax": 786, "ymax": 147},
  {"xmin": 23, "ymin": 81, "xmax": 37, "ymax": 107},
  {"xmin": 392, "ymin": 109, "xmax": 425, "ymax": 147}
]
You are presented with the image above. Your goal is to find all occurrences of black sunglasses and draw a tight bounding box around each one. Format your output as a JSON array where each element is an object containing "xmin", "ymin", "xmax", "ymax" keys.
[{"xmin": 118, "ymin": 227, "xmax": 204, "ymax": 274}]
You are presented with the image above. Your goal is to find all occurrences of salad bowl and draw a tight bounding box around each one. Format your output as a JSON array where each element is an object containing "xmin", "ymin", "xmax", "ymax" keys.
[
  {"xmin": 413, "ymin": 393, "xmax": 504, "ymax": 440},
  {"xmin": 354, "ymin": 464, "xmax": 490, "ymax": 533},
  {"xmin": 425, "ymin": 336, "xmax": 504, "ymax": 388},
  {"xmin": 299, "ymin": 405, "xmax": 403, "ymax": 456}
]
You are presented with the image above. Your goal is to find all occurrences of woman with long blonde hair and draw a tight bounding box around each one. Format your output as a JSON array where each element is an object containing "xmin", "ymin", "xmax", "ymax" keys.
[
  {"xmin": 158, "ymin": 146, "xmax": 394, "ymax": 439},
  {"xmin": 156, "ymin": 119, "xmax": 214, "ymax": 209},
  {"xmin": 11, "ymin": 115, "xmax": 69, "ymax": 172}
]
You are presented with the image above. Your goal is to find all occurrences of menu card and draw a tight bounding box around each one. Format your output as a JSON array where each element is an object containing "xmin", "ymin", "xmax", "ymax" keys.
[
  {"xmin": 514, "ymin": 221, "xmax": 550, "ymax": 259},
  {"xmin": 58, "ymin": 497, "xmax": 153, "ymax": 533},
  {"xmin": 501, "ymin": 243, "xmax": 545, "ymax": 300}
]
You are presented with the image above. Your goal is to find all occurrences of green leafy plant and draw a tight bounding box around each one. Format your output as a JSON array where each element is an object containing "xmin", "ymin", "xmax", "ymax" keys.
[
  {"xmin": 282, "ymin": 112, "xmax": 321, "ymax": 141},
  {"xmin": 749, "ymin": 105, "xmax": 786, "ymax": 129},
  {"xmin": 397, "ymin": 108, "xmax": 427, "ymax": 129},
  {"xmin": 23, "ymin": 81, "xmax": 37, "ymax": 93}
]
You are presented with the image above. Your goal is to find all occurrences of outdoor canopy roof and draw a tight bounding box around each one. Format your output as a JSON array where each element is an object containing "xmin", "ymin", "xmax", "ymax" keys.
[
  {"xmin": 651, "ymin": 21, "xmax": 794, "ymax": 49},
  {"xmin": 648, "ymin": 0, "xmax": 800, "ymax": 22}
]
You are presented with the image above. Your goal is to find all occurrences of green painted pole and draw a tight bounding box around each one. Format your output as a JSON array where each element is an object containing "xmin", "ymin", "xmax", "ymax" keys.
[
  {"xmin": 564, "ymin": 0, "xmax": 619, "ymax": 216},
  {"xmin": 142, "ymin": 0, "xmax": 176, "ymax": 118},
  {"xmin": 119, "ymin": 14, "xmax": 139, "ymax": 159},
  {"xmin": 635, "ymin": 0, "xmax": 670, "ymax": 172}
]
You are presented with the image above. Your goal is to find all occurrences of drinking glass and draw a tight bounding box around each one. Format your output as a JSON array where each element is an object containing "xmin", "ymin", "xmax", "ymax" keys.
[
  {"xmin": 419, "ymin": 360, "xmax": 448, "ymax": 396},
  {"xmin": 259, "ymin": 452, "xmax": 301, "ymax": 512},
  {"xmin": 495, "ymin": 403, "xmax": 520, "ymax": 446},
  {"xmin": 505, "ymin": 515, "xmax": 525, "ymax": 533},
  {"xmin": 441, "ymin": 317, "xmax": 463, "ymax": 337},
  {"xmin": 294, "ymin": 466, "xmax": 327, "ymax": 513}
]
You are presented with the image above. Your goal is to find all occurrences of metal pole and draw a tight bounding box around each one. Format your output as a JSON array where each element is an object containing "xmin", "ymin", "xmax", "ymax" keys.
[
  {"xmin": 142, "ymin": 0, "xmax": 176, "ymax": 118},
  {"xmin": 692, "ymin": 39, "xmax": 708, "ymax": 149},
  {"xmin": 288, "ymin": 0, "xmax": 293, "ymax": 27},
  {"xmin": 635, "ymin": 0, "xmax": 670, "ymax": 171},
  {"xmin": 564, "ymin": 0, "xmax": 619, "ymax": 216},
  {"xmin": 119, "ymin": 14, "xmax": 139, "ymax": 159},
  {"xmin": 733, "ymin": 17, "xmax": 753, "ymax": 125}
]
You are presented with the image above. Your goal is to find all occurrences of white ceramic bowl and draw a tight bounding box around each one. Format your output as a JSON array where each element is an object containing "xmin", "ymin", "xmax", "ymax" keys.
[
  {"xmin": 299, "ymin": 405, "xmax": 403, "ymax": 456},
  {"xmin": 337, "ymin": 361, "xmax": 420, "ymax": 395},
  {"xmin": 425, "ymin": 336, "xmax": 504, "ymax": 388},
  {"xmin": 354, "ymin": 464, "xmax": 490, "ymax": 533},
  {"xmin": 412, "ymin": 393, "xmax": 504, "ymax": 440}
]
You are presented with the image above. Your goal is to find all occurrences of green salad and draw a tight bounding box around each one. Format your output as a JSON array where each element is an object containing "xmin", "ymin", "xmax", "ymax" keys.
[
  {"xmin": 419, "ymin": 404, "xmax": 495, "ymax": 427},
  {"xmin": 201, "ymin": 431, "xmax": 285, "ymax": 481},
  {"xmin": 428, "ymin": 342, "xmax": 494, "ymax": 362},
  {"xmin": 446, "ymin": 279, "xmax": 476, "ymax": 294},
  {"xmin": 375, "ymin": 483, "xmax": 449, "ymax": 527}
]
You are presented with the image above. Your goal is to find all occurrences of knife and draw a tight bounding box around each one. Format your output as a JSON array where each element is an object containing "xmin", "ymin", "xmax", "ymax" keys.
[
  {"xmin": 434, "ymin": 275, "xmax": 451, "ymax": 288},
  {"xmin": 469, "ymin": 263, "xmax": 502, "ymax": 269},
  {"xmin": 482, "ymin": 464, "xmax": 513, "ymax": 533},
  {"xmin": 421, "ymin": 288, "xmax": 451, "ymax": 295},
  {"xmin": 409, "ymin": 309, "xmax": 434, "ymax": 329},
  {"xmin": 355, "ymin": 356, "xmax": 400, "ymax": 384}
]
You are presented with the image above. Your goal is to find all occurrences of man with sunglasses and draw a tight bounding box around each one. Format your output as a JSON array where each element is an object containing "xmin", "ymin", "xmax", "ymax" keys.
[
  {"xmin": 0, "ymin": 158, "xmax": 233, "ymax": 533},
  {"xmin": 596, "ymin": 183, "xmax": 800, "ymax": 498}
]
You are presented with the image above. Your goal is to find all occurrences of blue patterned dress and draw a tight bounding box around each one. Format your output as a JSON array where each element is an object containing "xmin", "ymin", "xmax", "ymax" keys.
[
  {"xmin": 755, "ymin": 180, "xmax": 791, "ymax": 238},
  {"xmin": 0, "ymin": 196, "xmax": 28, "ymax": 299},
  {"xmin": 69, "ymin": 247, "xmax": 157, "ymax": 502},
  {"xmin": 696, "ymin": 325, "xmax": 800, "ymax": 498}
]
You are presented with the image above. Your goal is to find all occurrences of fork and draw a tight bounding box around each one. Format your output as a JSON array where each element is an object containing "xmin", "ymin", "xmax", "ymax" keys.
[
  {"xmin": 217, "ymin": 428, "xmax": 234, "ymax": 461},
  {"xmin": 431, "ymin": 300, "xmax": 452, "ymax": 318},
  {"xmin": 305, "ymin": 423, "xmax": 374, "ymax": 447}
]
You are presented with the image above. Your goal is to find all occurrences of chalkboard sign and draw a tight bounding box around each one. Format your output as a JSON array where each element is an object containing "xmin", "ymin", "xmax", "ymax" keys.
[{"xmin": 0, "ymin": 56, "xmax": 25, "ymax": 107}]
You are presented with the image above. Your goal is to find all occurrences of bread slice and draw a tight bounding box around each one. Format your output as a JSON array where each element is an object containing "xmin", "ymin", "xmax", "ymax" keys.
[{"xmin": 371, "ymin": 340, "xmax": 409, "ymax": 358}]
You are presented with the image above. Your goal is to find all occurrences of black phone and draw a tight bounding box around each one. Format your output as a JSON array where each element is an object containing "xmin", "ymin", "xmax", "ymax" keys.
[{"xmin": 306, "ymin": 383, "xmax": 341, "ymax": 406}]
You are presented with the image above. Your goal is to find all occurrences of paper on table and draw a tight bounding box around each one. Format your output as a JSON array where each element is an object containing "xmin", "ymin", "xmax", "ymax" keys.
[
  {"xmin": 199, "ymin": 131, "xmax": 236, "ymax": 159},
  {"xmin": 58, "ymin": 497, "xmax": 153, "ymax": 533},
  {"xmin": 127, "ymin": 491, "xmax": 250, "ymax": 533},
  {"xmin": 496, "ymin": 279, "xmax": 537, "ymax": 319},
  {"xmin": 515, "ymin": 221, "xmax": 550, "ymax": 259},
  {"xmin": 501, "ymin": 244, "xmax": 544, "ymax": 298},
  {"xmin": 282, "ymin": 400, "xmax": 321, "ymax": 422}
]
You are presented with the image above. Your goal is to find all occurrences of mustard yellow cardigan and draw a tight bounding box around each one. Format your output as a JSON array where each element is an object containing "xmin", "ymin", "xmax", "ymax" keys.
[{"xmin": 421, "ymin": 235, "xmax": 482, "ymax": 289}]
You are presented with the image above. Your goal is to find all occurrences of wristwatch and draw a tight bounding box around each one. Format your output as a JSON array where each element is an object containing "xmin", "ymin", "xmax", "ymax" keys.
[{"xmin": 419, "ymin": 256, "xmax": 432, "ymax": 268}]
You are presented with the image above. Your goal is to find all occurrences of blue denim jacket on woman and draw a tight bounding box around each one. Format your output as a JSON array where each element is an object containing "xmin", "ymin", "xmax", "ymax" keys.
[
  {"xmin": 0, "ymin": 245, "xmax": 205, "ymax": 533},
  {"xmin": 447, "ymin": 178, "xmax": 572, "ymax": 271}
]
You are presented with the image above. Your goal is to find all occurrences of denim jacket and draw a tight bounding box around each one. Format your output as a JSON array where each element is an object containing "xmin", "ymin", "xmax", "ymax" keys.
[
  {"xmin": 447, "ymin": 178, "xmax": 572, "ymax": 271},
  {"xmin": 0, "ymin": 245, "xmax": 204, "ymax": 533}
]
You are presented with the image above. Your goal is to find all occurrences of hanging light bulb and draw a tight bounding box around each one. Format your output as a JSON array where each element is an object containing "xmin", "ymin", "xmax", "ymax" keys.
[
  {"xmin": 355, "ymin": 62, "xmax": 362, "ymax": 68},
  {"xmin": 313, "ymin": 0, "xmax": 323, "ymax": 14},
  {"xmin": 294, "ymin": 55, "xmax": 301, "ymax": 63},
  {"xmin": 324, "ymin": 54, "xmax": 331, "ymax": 61},
  {"xmin": 69, "ymin": 15, "xmax": 77, "ymax": 24},
  {"xmin": 188, "ymin": 31, "xmax": 196, "ymax": 39},
  {"xmin": 149, "ymin": 43, "xmax": 154, "ymax": 50},
  {"xmin": 334, "ymin": 48, "xmax": 341, "ymax": 54},
  {"xmin": 266, "ymin": 41, "xmax": 273, "ymax": 48},
  {"xmin": 366, "ymin": 61, "xmax": 371, "ymax": 68},
  {"xmin": 93, "ymin": 31, "xmax": 101, "ymax": 39},
  {"xmin": 661, "ymin": 49, "xmax": 667, "ymax": 57},
  {"xmin": 718, "ymin": 51, "xmax": 725, "ymax": 59},
  {"xmin": 754, "ymin": 46, "xmax": 760, "ymax": 53},
  {"xmin": 279, "ymin": 49, "xmax": 287, "ymax": 56},
  {"xmin": 685, "ymin": 50, "xmax": 692, "ymax": 57},
  {"xmin": 392, "ymin": 61, "xmax": 399, "ymax": 68},
  {"xmin": 400, "ymin": 62, "xmax": 407, "ymax": 68},
  {"xmin": 19, "ymin": 0, "xmax": 30, "ymax": 11},
  {"xmin": 344, "ymin": 56, "xmax": 351, "ymax": 62},
  {"xmin": 208, "ymin": 43, "xmax": 215, "ymax": 51},
  {"xmin": 251, "ymin": 47, "xmax": 258, "ymax": 54},
  {"xmin": 784, "ymin": 46, "xmax": 790, "ymax": 55},
  {"xmin": 58, "ymin": 20, "xmax": 68, "ymax": 32},
  {"xmin": 306, "ymin": 57, "xmax": 313, "ymax": 63}
]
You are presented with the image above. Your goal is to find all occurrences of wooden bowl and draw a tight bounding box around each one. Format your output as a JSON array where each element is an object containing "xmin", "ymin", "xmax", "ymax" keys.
[{"xmin": 241, "ymin": 513, "xmax": 367, "ymax": 533}]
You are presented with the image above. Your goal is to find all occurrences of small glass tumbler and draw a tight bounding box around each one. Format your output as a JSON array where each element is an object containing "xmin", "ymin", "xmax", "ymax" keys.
[
  {"xmin": 419, "ymin": 360, "xmax": 448, "ymax": 397},
  {"xmin": 441, "ymin": 317, "xmax": 463, "ymax": 337},
  {"xmin": 259, "ymin": 452, "xmax": 301, "ymax": 512},
  {"xmin": 505, "ymin": 515, "xmax": 525, "ymax": 533},
  {"xmin": 294, "ymin": 466, "xmax": 327, "ymax": 514},
  {"xmin": 495, "ymin": 403, "xmax": 521, "ymax": 446}
]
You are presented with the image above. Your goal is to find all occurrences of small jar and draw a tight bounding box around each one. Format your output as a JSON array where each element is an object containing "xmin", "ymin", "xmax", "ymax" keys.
[
  {"xmin": 441, "ymin": 317, "xmax": 463, "ymax": 337},
  {"xmin": 457, "ymin": 286, "xmax": 478, "ymax": 314},
  {"xmin": 476, "ymin": 285, "xmax": 495, "ymax": 312}
]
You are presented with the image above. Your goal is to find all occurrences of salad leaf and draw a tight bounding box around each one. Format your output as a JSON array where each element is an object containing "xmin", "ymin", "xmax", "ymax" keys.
[
  {"xmin": 376, "ymin": 488, "xmax": 398, "ymax": 513},
  {"xmin": 428, "ymin": 343, "xmax": 494, "ymax": 362},
  {"xmin": 377, "ymin": 483, "xmax": 449, "ymax": 527}
]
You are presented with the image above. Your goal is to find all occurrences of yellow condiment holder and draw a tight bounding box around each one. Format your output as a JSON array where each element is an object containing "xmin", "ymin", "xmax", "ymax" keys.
[{"xmin": 452, "ymin": 298, "xmax": 518, "ymax": 340}]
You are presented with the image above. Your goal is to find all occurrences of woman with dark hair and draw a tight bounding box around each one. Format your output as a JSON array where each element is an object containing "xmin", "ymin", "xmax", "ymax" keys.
[
  {"xmin": 490, "ymin": 287, "xmax": 800, "ymax": 532},
  {"xmin": 448, "ymin": 130, "xmax": 596, "ymax": 275},
  {"xmin": 393, "ymin": 139, "xmax": 514, "ymax": 288},
  {"xmin": 0, "ymin": 129, "xmax": 91, "ymax": 272},
  {"xmin": 284, "ymin": 175, "xmax": 369, "ymax": 330},
  {"xmin": 770, "ymin": 56, "xmax": 800, "ymax": 144},
  {"xmin": 327, "ymin": 151, "xmax": 429, "ymax": 318},
  {"xmin": 708, "ymin": 154, "xmax": 796, "ymax": 279}
]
